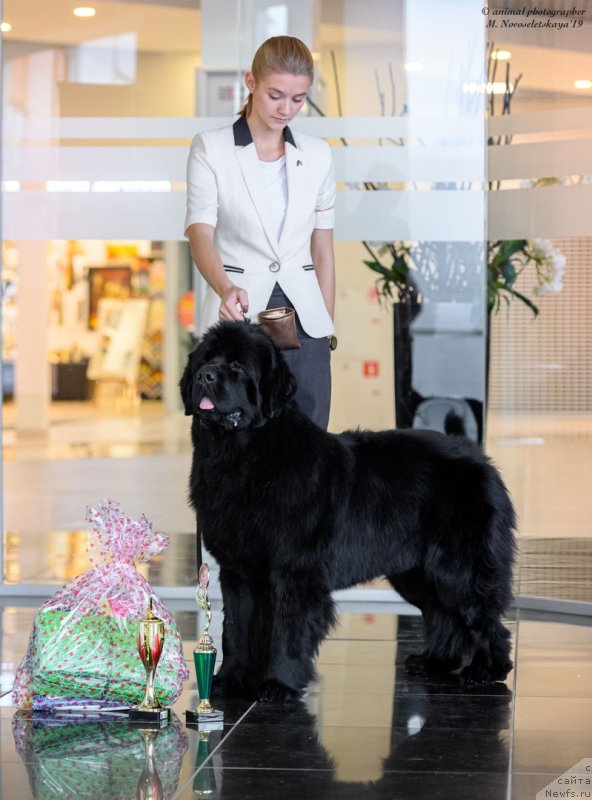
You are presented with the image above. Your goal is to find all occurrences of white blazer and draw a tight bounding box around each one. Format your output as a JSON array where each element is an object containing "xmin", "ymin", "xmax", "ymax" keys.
[{"xmin": 185, "ymin": 116, "xmax": 336, "ymax": 338}]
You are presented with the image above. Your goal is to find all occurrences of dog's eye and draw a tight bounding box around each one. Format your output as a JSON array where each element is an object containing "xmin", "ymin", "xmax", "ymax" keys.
[{"xmin": 229, "ymin": 361, "xmax": 243, "ymax": 372}]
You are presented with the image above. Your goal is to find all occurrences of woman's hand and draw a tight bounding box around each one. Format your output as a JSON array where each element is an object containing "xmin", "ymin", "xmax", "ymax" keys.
[{"xmin": 219, "ymin": 285, "xmax": 250, "ymax": 321}]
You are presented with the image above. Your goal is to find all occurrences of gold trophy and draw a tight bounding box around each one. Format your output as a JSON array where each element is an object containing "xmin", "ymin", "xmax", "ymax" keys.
[
  {"xmin": 186, "ymin": 564, "xmax": 224, "ymax": 726},
  {"xmin": 129, "ymin": 596, "xmax": 170, "ymax": 725}
]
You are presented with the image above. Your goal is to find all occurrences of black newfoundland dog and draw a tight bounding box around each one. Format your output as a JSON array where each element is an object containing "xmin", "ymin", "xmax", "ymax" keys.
[{"xmin": 180, "ymin": 322, "xmax": 516, "ymax": 703}]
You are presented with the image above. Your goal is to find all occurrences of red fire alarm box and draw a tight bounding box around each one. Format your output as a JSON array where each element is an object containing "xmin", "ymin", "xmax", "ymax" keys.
[{"xmin": 363, "ymin": 360, "xmax": 380, "ymax": 378}]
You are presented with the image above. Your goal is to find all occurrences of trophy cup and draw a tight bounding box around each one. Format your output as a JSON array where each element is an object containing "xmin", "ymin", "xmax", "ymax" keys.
[
  {"xmin": 186, "ymin": 564, "xmax": 224, "ymax": 726},
  {"xmin": 129, "ymin": 596, "xmax": 170, "ymax": 725}
]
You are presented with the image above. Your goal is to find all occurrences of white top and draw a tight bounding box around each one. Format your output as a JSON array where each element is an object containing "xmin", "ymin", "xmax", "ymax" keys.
[
  {"xmin": 184, "ymin": 120, "xmax": 336, "ymax": 338},
  {"xmin": 259, "ymin": 155, "xmax": 288, "ymax": 241}
]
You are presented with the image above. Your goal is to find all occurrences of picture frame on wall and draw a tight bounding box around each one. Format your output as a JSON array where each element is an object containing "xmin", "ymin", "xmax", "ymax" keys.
[
  {"xmin": 87, "ymin": 266, "xmax": 132, "ymax": 330},
  {"xmin": 87, "ymin": 298, "xmax": 149, "ymax": 384}
]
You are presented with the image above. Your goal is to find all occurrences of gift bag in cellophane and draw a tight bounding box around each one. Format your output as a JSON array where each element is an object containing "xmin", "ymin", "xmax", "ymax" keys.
[{"xmin": 12, "ymin": 500, "xmax": 189, "ymax": 709}]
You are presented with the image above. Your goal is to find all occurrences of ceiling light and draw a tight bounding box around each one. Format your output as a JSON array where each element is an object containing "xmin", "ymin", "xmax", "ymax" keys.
[
  {"xmin": 574, "ymin": 79, "xmax": 592, "ymax": 90},
  {"xmin": 491, "ymin": 50, "xmax": 512, "ymax": 60},
  {"xmin": 73, "ymin": 7, "xmax": 96, "ymax": 17},
  {"xmin": 404, "ymin": 62, "xmax": 424, "ymax": 72},
  {"xmin": 1, "ymin": 22, "xmax": 12, "ymax": 32}
]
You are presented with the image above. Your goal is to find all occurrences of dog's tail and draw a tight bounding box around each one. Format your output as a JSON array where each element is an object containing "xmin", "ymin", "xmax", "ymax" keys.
[{"xmin": 444, "ymin": 410, "xmax": 466, "ymax": 437}]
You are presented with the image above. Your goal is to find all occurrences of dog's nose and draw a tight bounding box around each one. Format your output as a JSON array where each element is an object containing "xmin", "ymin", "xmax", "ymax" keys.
[{"xmin": 198, "ymin": 367, "xmax": 217, "ymax": 385}]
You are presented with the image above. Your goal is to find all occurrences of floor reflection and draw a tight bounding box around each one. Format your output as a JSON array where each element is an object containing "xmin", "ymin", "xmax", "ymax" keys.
[
  {"xmin": 202, "ymin": 682, "xmax": 511, "ymax": 799},
  {"xmin": 12, "ymin": 712, "xmax": 188, "ymax": 799},
  {"xmin": 1, "ymin": 609, "xmax": 591, "ymax": 800}
]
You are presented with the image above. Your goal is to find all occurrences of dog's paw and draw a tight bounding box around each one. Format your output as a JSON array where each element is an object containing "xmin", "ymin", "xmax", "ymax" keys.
[
  {"xmin": 460, "ymin": 661, "xmax": 512, "ymax": 685},
  {"xmin": 405, "ymin": 652, "xmax": 464, "ymax": 679},
  {"xmin": 491, "ymin": 658, "xmax": 514, "ymax": 682},
  {"xmin": 212, "ymin": 672, "xmax": 254, "ymax": 699},
  {"xmin": 257, "ymin": 679, "xmax": 301, "ymax": 704}
]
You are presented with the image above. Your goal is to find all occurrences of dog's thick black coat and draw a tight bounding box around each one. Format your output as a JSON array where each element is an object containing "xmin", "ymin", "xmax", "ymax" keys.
[{"xmin": 180, "ymin": 322, "xmax": 516, "ymax": 703}]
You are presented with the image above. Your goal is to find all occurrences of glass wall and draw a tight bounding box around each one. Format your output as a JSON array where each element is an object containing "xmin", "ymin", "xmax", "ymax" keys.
[
  {"xmin": 484, "ymin": 2, "xmax": 592, "ymax": 605},
  {"xmin": 1, "ymin": 0, "xmax": 203, "ymax": 592},
  {"xmin": 1, "ymin": 0, "xmax": 590, "ymax": 603}
]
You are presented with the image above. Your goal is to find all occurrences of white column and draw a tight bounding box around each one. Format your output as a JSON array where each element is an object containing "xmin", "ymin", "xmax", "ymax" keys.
[
  {"xmin": 15, "ymin": 240, "xmax": 51, "ymax": 434},
  {"xmin": 163, "ymin": 241, "xmax": 185, "ymax": 415}
]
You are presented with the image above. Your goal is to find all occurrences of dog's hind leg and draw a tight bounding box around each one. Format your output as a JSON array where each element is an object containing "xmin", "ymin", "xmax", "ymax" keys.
[
  {"xmin": 258, "ymin": 569, "xmax": 336, "ymax": 703},
  {"xmin": 458, "ymin": 480, "xmax": 515, "ymax": 683},
  {"xmin": 459, "ymin": 610, "xmax": 513, "ymax": 683},
  {"xmin": 421, "ymin": 574, "xmax": 513, "ymax": 683},
  {"xmin": 408, "ymin": 602, "xmax": 471, "ymax": 676},
  {"xmin": 388, "ymin": 570, "xmax": 464, "ymax": 675},
  {"xmin": 409, "ymin": 587, "xmax": 513, "ymax": 684},
  {"xmin": 484, "ymin": 618, "xmax": 513, "ymax": 681},
  {"xmin": 457, "ymin": 516, "xmax": 515, "ymax": 683}
]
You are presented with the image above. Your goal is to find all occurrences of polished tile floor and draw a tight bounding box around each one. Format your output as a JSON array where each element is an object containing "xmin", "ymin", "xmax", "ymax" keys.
[{"xmin": 1, "ymin": 603, "xmax": 591, "ymax": 799}]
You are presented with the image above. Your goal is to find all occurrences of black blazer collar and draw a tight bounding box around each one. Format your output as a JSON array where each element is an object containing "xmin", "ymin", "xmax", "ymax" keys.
[{"xmin": 233, "ymin": 114, "xmax": 296, "ymax": 147}]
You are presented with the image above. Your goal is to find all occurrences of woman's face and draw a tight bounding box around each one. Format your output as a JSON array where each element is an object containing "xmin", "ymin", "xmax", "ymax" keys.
[{"xmin": 246, "ymin": 71, "xmax": 311, "ymax": 130}]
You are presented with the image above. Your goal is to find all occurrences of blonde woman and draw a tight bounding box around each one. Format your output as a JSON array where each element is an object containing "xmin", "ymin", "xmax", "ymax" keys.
[{"xmin": 185, "ymin": 36, "xmax": 336, "ymax": 429}]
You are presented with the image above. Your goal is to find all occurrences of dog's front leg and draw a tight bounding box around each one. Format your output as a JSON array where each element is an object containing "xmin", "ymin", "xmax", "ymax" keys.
[
  {"xmin": 258, "ymin": 568, "xmax": 336, "ymax": 703},
  {"xmin": 213, "ymin": 567, "xmax": 256, "ymax": 698}
]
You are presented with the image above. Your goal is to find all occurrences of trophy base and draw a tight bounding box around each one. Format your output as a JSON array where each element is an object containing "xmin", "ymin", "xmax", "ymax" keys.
[
  {"xmin": 185, "ymin": 708, "xmax": 224, "ymax": 728},
  {"xmin": 129, "ymin": 707, "xmax": 170, "ymax": 727}
]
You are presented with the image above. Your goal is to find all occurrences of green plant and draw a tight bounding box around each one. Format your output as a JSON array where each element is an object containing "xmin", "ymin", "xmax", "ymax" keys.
[
  {"xmin": 487, "ymin": 239, "xmax": 565, "ymax": 315},
  {"xmin": 364, "ymin": 238, "xmax": 565, "ymax": 316}
]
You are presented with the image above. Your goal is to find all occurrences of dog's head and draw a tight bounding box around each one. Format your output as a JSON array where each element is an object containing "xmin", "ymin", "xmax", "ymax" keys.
[{"xmin": 180, "ymin": 321, "xmax": 297, "ymax": 430}]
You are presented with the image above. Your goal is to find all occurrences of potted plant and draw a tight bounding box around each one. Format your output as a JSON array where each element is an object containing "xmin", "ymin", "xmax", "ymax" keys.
[
  {"xmin": 364, "ymin": 238, "xmax": 565, "ymax": 315},
  {"xmin": 487, "ymin": 239, "xmax": 565, "ymax": 316},
  {"xmin": 363, "ymin": 238, "xmax": 565, "ymax": 441}
]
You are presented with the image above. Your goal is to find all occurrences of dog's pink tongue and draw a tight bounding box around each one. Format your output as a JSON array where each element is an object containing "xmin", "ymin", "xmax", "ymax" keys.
[{"xmin": 199, "ymin": 396, "xmax": 215, "ymax": 410}]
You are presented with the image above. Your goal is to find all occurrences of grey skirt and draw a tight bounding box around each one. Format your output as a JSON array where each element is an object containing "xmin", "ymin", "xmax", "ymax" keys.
[{"xmin": 265, "ymin": 284, "xmax": 331, "ymax": 430}]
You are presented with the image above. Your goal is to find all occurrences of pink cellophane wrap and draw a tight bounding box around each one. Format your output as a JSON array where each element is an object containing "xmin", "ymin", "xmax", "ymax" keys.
[{"xmin": 12, "ymin": 500, "xmax": 189, "ymax": 709}]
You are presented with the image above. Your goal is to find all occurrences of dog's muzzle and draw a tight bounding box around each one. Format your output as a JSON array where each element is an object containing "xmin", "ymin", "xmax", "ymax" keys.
[{"xmin": 194, "ymin": 366, "xmax": 244, "ymax": 429}]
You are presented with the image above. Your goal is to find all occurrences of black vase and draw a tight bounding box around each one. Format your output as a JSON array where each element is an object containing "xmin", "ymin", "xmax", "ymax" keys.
[
  {"xmin": 393, "ymin": 302, "xmax": 424, "ymax": 430},
  {"xmin": 393, "ymin": 301, "xmax": 486, "ymax": 445}
]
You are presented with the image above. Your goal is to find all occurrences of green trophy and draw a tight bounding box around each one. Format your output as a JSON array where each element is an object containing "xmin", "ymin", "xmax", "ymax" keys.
[
  {"xmin": 186, "ymin": 564, "xmax": 224, "ymax": 726},
  {"xmin": 129, "ymin": 597, "xmax": 170, "ymax": 725}
]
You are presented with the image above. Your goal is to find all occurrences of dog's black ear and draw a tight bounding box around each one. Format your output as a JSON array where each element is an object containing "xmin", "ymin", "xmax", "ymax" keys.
[
  {"xmin": 260, "ymin": 348, "xmax": 297, "ymax": 419},
  {"xmin": 179, "ymin": 347, "xmax": 202, "ymax": 416}
]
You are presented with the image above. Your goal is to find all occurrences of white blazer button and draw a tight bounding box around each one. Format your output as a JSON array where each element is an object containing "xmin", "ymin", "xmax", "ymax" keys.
[{"xmin": 269, "ymin": 261, "xmax": 280, "ymax": 273}]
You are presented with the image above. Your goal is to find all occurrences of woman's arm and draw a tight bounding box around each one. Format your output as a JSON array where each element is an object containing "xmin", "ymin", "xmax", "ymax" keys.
[
  {"xmin": 311, "ymin": 227, "xmax": 335, "ymax": 321},
  {"xmin": 187, "ymin": 222, "xmax": 249, "ymax": 321}
]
